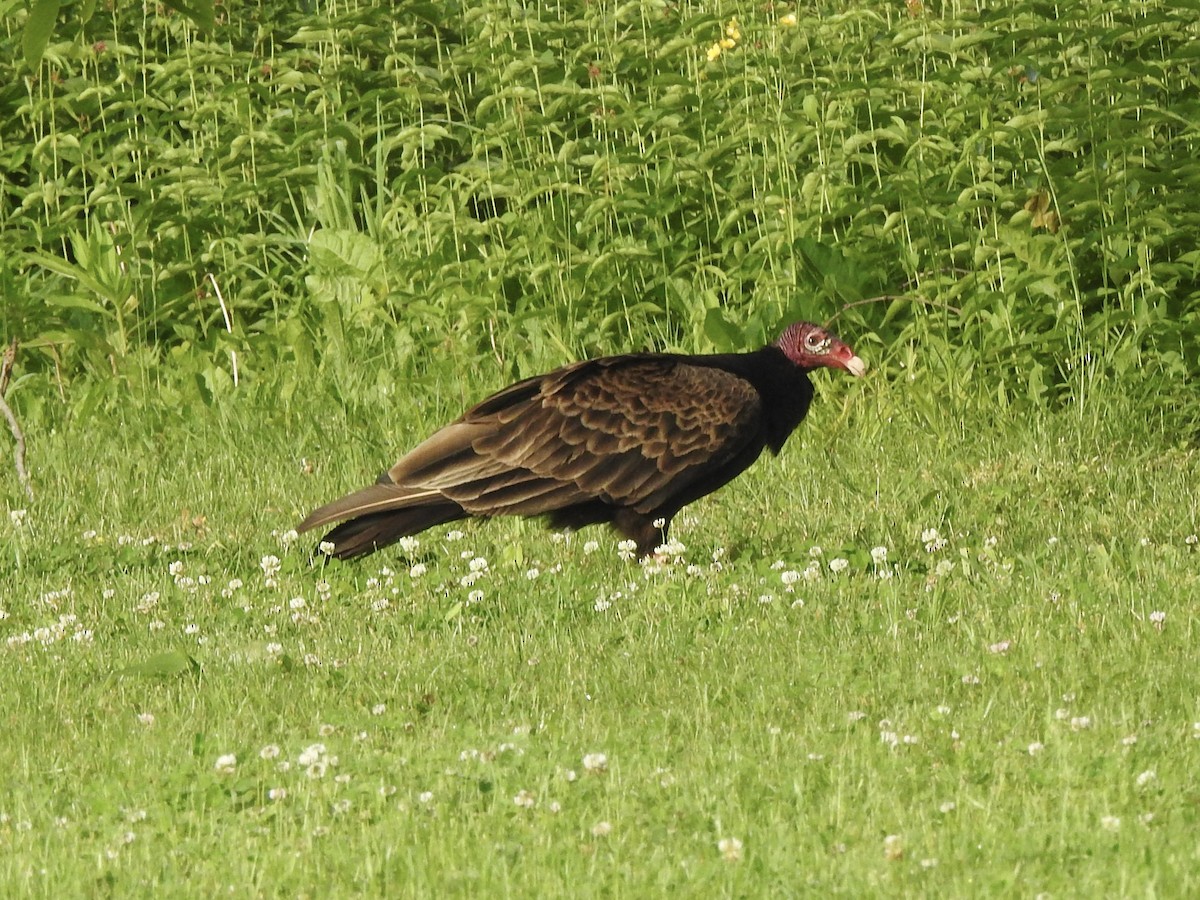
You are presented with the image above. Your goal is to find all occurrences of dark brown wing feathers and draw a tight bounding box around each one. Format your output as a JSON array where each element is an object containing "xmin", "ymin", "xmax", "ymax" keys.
[{"xmin": 297, "ymin": 356, "xmax": 765, "ymax": 558}]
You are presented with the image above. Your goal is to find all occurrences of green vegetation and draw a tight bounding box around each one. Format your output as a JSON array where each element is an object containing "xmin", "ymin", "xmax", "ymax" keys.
[
  {"xmin": 3, "ymin": 0, "xmax": 1199, "ymax": 409},
  {"xmin": 2, "ymin": 386, "xmax": 1198, "ymax": 895},
  {"xmin": 2, "ymin": 0, "xmax": 1199, "ymax": 895}
]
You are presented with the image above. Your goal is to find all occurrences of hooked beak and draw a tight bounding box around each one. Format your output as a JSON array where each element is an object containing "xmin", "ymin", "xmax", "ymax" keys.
[{"xmin": 843, "ymin": 355, "xmax": 868, "ymax": 377}]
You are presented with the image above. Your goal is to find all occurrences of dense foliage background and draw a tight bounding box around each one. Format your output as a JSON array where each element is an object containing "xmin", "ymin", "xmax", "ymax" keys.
[{"xmin": 2, "ymin": 0, "xmax": 1199, "ymax": 421}]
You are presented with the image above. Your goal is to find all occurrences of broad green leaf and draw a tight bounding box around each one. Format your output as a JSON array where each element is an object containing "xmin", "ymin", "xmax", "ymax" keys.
[
  {"xmin": 22, "ymin": 0, "xmax": 60, "ymax": 68},
  {"xmin": 116, "ymin": 651, "xmax": 201, "ymax": 679}
]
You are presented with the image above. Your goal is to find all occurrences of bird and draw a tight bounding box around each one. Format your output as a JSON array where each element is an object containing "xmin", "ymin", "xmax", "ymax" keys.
[{"xmin": 297, "ymin": 321, "xmax": 866, "ymax": 559}]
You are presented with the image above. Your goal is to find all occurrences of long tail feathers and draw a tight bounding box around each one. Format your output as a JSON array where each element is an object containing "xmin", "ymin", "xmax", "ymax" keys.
[
  {"xmin": 296, "ymin": 483, "xmax": 465, "ymax": 560},
  {"xmin": 318, "ymin": 504, "xmax": 464, "ymax": 559}
]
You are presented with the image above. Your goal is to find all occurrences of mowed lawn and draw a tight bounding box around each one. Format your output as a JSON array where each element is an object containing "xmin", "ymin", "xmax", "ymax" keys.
[{"xmin": 1, "ymin": 380, "xmax": 1198, "ymax": 896}]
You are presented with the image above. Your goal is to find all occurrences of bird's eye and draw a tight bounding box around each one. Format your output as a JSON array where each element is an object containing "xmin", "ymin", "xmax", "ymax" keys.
[{"xmin": 805, "ymin": 332, "xmax": 830, "ymax": 353}]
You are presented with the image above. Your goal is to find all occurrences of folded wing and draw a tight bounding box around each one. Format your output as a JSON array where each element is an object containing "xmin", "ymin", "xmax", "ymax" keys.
[{"xmin": 297, "ymin": 357, "xmax": 763, "ymax": 557}]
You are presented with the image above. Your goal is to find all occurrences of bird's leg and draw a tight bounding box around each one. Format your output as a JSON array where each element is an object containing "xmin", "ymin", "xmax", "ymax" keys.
[{"xmin": 613, "ymin": 509, "xmax": 668, "ymax": 559}]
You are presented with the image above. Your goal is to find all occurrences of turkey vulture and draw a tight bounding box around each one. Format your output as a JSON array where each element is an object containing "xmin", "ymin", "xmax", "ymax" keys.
[{"xmin": 297, "ymin": 321, "xmax": 865, "ymax": 559}]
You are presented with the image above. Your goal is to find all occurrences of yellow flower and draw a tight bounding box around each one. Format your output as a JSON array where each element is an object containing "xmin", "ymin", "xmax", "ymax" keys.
[
  {"xmin": 720, "ymin": 37, "xmax": 736, "ymax": 50},
  {"xmin": 706, "ymin": 42, "xmax": 722, "ymax": 61},
  {"xmin": 725, "ymin": 18, "xmax": 741, "ymax": 41},
  {"xmin": 780, "ymin": 13, "xmax": 798, "ymax": 27}
]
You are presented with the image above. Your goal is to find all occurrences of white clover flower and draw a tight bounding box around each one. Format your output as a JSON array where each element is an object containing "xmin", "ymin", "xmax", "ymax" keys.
[
  {"xmin": 1100, "ymin": 815, "xmax": 1121, "ymax": 832},
  {"xmin": 934, "ymin": 559, "xmax": 955, "ymax": 577},
  {"xmin": 870, "ymin": 546, "xmax": 888, "ymax": 564},
  {"xmin": 445, "ymin": 530, "xmax": 464, "ymax": 542},
  {"xmin": 1135, "ymin": 770, "xmax": 1156, "ymax": 788},
  {"xmin": 1070, "ymin": 716, "xmax": 1092, "ymax": 731},
  {"xmin": 280, "ymin": 529, "xmax": 298, "ymax": 547},
  {"xmin": 883, "ymin": 834, "xmax": 904, "ymax": 860},
  {"xmin": 828, "ymin": 557, "xmax": 849, "ymax": 574},
  {"xmin": 988, "ymin": 640, "xmax": 1011, "ymax": 654},
  {"xmin": 9, "ymin": 509, "xmax": 27, "ymax": 528},
  {"xmin": 1186, "ymin": 534, "xmax": 1199, "ymax": 546},
  {"xmin": 780, "ymin": 570, "xmax": 801, "ymax": 587},
  {"xmin": 718, "ymin": 836, "xmax": 743, "ymax": 861},
  {"xmin": 583, "ymin": 752, "xmax": 608, "ymax": 774},
  {"xmin": 939, "ymin": 801, "xmax": 956, "ymax": 813},
  {"xmin": 268, "ymin": 787, "xmax": 287, "ymax": 801},
  {"xmin": 298, "ymin": 743, "xmax": 326, "ymax": 767},
  {"xmin": 525, "ymin": 567, "xmax": 540, "ymax": 580},
  {"xmin": 652, "ymin": 518, "xmax": 666, "ymax": 529},
  {"xmin": 658, "ymin": 537, "xmax": 686, "ymax": 557},
  {"xmin": 848, "ymin": 711, "xmax": 867, "ymax": 723},
  {"xmin": 583, "ymin": 540, "xmax": 600, "ymax": 554},
  {"xmin": 136, "ymin": 712, "xmax": 155, "ymax": 727},
  {"xmin": 808, "ymin": 546, "xmax": 823, "ymax": 557},
  {"xmin": 467, "ymin": 590, "xmax": 484, "ymax": 605},
  {"xmin": 409, "ymin": 563, "xmax": 427, "ymax": 578},
  {"xmin": 259, "ymin": 744, "xmax": 281, "ymax": 760},
  {"xmin": 1149, "ymin": 610, "xmax": 1166, "ymax": 630},
  {"xmin": 397, "ymin": 536, "xmax": 420, "ymax": 554},
  {"xmin": 591, "ymin": 821, "xmax": 612, "ymax": 837},
  {"xmin": 468, "ymin": 556, "xmax": 489, "ymax": 572},
  {"xmin": 513, "ymin": 790, "xmax": 536, "ymax": 809},
  {"xmin": 616, "ymin": 539, "xmax": 637, "ymax": 561},
  {"xmin": 214, "ymin": 754, "xmax": 237, "ymax": 775}
]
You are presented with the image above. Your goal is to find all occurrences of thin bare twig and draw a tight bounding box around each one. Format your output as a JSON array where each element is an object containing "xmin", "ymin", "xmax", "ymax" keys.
[
  {"xmin": 206, "ymin": 272, "xmax": 239, "ymax": 387},
  {"xmin": 0, "ymin": 339, "xmax": 34, "ymax": 503},
  {"xmin": 824, "ymin": 294, "xmax": 963, "ymax": 327}
]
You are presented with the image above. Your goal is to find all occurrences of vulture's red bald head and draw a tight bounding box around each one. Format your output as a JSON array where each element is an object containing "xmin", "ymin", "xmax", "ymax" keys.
[{"xmin": 775, "ymin": 322, "xmax": 867, "ymax": 377}]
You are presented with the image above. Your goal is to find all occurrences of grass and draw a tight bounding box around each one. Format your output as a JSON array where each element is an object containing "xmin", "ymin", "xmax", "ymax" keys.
[{"xmin": 2, "ymin": 369, "xmax": 1197, "ymax": 896}]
